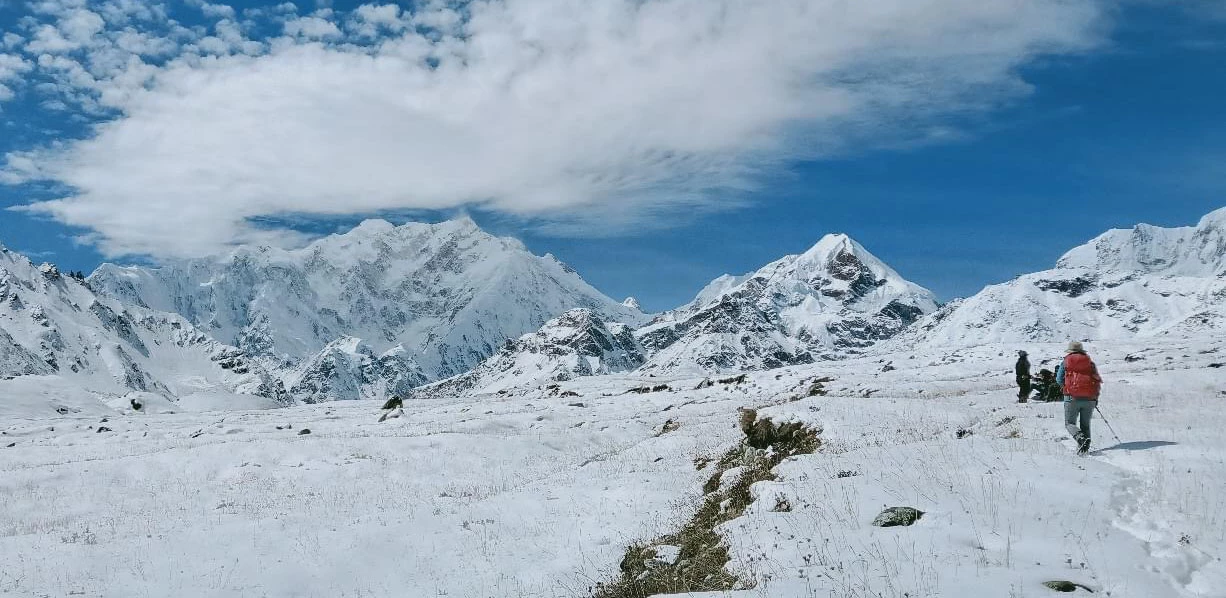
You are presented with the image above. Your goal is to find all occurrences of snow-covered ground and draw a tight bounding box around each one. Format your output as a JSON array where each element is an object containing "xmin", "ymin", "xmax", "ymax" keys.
[{"xmin": 2, "ymin": 337, "xmax": 1224, "ymax": 597}]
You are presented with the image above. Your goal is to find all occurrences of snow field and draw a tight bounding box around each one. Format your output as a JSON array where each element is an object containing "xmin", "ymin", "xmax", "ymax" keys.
[{"xmin": 1, "ymin": 338, "xmax": 1223, "ymax": 597}]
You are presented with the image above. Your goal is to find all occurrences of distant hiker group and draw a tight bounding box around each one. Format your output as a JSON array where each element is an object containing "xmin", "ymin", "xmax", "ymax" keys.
[{"xmin": 1014, "ymin": 342, "xmax": 1104, "ymax": 454}]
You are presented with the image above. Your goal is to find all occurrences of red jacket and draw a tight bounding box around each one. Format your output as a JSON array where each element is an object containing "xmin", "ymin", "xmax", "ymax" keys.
[{"xmin": 1063, "ymin": 353, "xmax": 1102, "ymax": 399}]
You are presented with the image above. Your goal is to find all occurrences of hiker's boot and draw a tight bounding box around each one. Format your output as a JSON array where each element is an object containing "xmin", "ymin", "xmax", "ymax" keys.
[{"xmin": 1077, "ymin": 436, "xmax": 1091, "ymax": 455}]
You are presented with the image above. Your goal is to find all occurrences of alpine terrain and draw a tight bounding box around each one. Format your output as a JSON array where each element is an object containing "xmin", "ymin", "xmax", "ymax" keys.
[
  {"xmin": 2, "ymin": 209, "xmax": 1225, "ymax": 598},
  {"xmin": 899, "ymin": 206, "xmax": 1226, "ymax": 349},
  {"xmin": 0, "ymin": 242, "xmax": 287, "ymax": 418},
  {"xmin": 635, "ymin": 233, "xmax": 939, "ymax": 374},
  {"xmin": 89, "ymin": 217, "xmax": 647, "ymax": 399}
]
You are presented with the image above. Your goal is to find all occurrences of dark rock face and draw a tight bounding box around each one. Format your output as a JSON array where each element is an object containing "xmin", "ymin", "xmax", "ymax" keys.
[{"xmin": 1034, "ymin": 276, "xmax": 1097, "ymax": 298}]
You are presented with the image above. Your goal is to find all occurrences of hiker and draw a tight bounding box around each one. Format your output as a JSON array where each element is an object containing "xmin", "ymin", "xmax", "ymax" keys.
[
  {"xmin": 1057, "ymin": 341, "xmax": 1103, "ymax": 454},
  {"xmin": 1034, "ymin": 368, "xmax": 1060, "ymax": 402},
  {"xmin": 1015, "ymin": 350, "xmax": 1031, "ymax": 403}
]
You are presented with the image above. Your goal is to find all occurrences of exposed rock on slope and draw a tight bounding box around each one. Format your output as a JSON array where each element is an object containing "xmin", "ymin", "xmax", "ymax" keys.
[{"xmin": 417, "ymin": 309, "xmax": 644, "ymax": 397}]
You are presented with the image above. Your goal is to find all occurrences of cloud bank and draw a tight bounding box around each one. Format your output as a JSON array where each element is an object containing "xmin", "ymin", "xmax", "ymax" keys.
[{"xmin": 2, "ymin": 0, "xmax": 1106, "ymax": 258}]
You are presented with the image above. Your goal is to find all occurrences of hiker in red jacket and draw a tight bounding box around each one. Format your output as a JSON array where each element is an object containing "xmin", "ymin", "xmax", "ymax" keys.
[{"xmin": 1056, "ymin": 341, "xmax": 1103, "ymax": 454}]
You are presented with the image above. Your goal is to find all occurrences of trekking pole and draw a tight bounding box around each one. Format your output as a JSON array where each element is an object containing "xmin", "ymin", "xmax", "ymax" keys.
[{"xmin": 1094, "ymin": 405, "xmax": 1122, "ymax": 444}]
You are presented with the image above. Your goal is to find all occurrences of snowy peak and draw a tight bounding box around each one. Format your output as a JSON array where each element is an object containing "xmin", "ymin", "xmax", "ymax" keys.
[
  {"xmin": 638, "ymin": 234, "xmax": 938, "ymax": 374},
  {"xmin": 1056, "ymin": 207, "xmax": 1226, "ymax": 277},
  {"xmin": 89, "ymin": 217, "xmax": 644, "ymax": 400},
  {"xmin": 901, "ymin": 207, "xmax": 1226, "ymax": 348}
]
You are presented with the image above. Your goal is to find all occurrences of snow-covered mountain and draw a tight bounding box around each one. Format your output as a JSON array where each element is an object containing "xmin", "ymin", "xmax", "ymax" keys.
[
  {"xmin": 417, "ymin": 308, "xmax": 644, "ymax": 397},
  {"xmin": 0, "ymin": 242, "xmax": 288, "ymax": 414},
  {"xmin": 898, "ymin": 207, "xmax": 1226, "ymax": 348},
  {"xmin": 636, "ymin": 234, "xmax": 939, "ymax": 374},
  {"xmin": 89, "ymin": 218, "xmax": 646, "ymax": 399}
]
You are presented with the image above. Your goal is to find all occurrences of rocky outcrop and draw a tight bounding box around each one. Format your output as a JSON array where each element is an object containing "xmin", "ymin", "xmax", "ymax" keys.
[{"xmin": 416, "ymin": 309, "xmax": 644, "ymax": 397}]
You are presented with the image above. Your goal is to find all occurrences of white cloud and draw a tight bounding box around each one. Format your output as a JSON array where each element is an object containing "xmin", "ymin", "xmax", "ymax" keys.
[
  {"xmin": 57, "ymin": 8, "xmax": 106, "ymax": 44},
  {"xmin": 350, "ymin": 4, "xmax": 407, "ymax": 37},
  {"xmin": 2, "ymin": 33, "xmax": 24, "ymax": 50},
  {"xmin": 25, "ymin": 24, "xmax": 79, "ymax": 53},
  {"xmin": 283, "ymin": 15, "xmax": 343, "ymax": 40},
  {"xmin": 6, "ymin": 0, "xmax": 1107, "ymax": 258},
  {"xmin": 186, "ymin": 0, "xmax": 237, "ymax": 21}
]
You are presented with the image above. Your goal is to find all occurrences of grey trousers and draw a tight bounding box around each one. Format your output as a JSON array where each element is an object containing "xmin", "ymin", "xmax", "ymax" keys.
[{"xmin": 1064, "ymin": 398, "xmax": 1094, "ymax": 441}]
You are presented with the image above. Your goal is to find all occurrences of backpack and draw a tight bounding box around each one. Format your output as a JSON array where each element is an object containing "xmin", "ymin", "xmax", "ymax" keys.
[{"xmin": 1063, "ymin": 353, "xmax": 1102, "ymax": 399}]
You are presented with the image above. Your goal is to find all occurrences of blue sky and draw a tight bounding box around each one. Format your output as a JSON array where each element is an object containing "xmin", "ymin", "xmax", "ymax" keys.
[{"xmin": 0, "ymin": 0, "xmax": 1223, "ymax": 311}]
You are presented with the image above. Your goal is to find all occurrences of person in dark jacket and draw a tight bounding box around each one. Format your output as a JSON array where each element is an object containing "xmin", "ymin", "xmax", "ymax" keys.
[
  {"xmin": 1015, "ymin": 350, "xmax": 1031, "ymax": 403},
  {"xmin": 1057, "ymin": 341, "xmax": 1103, "ymax": 454}
]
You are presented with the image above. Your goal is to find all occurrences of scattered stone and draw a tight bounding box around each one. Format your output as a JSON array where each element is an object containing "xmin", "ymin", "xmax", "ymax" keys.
[
  {"xmin": 560, "ymin": 390, "xmax": 580, "ymax": 398},
  {"xmin": 1124, "ymin": 353, "xmax": 1145, "ymax": 362},
  {"xmin": 656, "ymin": 419, "xmax": 681, "ymax": 436},
  {"xmin": 567, "ymin": 402, "xmax": 587, "ymax": 408},
  {"xmin": 881, "ymin": 362, "xmax": 895, "ymax": 372},
  {"xmin": 871, "ymin": 506, "xmax": 924, "ymax": 527},
  {"xmin": 1209, "ymin": 363, "xmax": 1223, "ymax": 369},
  {"xmin": 298, "ymin": 428, "xmax": 311, "ymax": 435},
  {"xmin": 718, "ymin": 374, "xmax": 747, "ymax": 385},
  {"xmin": 100, "ymin": 418, "xmax": 108, "ymax": 423},
  {"xmin": 956, "ymin": 428, "xmax": 974, "ymax": 439},
  {"xmin": 190, "ymin": 429, "xmax": 204, "ymax": 438},
  {"xmin": 96, "ymin": 427, "xmax": 112, "ymax": 433},
  {"xmin": 835, "ymin": 470, "xmax": 860, "ymax": 479},
  {"xmin": 378, "ymin": 408, "xmax": 404, "ymax": 423},
  {"xmin": 5, "ymin": 442, "xmax": 15, "ymax": 448},
  {"xmin": 1042, "ymin": 580, "xmax": 1093, "ymax": 593},
  {"xmin": 130, "ymin": 398, "xmax": 143, "ymax": 411},
  {"xmin": 772, "ymin": 495, "xmax": 793, "ymax": 512}
]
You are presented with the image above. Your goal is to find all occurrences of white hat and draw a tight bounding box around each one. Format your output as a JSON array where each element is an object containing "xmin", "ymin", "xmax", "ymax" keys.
[{"xmin": 1067, "ymin": 341, "xmax": 1085, "ymax": 353}]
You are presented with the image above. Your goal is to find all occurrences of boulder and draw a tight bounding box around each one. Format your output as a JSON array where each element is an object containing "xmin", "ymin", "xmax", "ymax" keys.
[{"xmin": 872, "ymin": 506, "xmax": 924, "ymax": 527}]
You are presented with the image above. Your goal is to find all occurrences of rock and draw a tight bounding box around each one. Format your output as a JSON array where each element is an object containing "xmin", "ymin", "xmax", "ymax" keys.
[
  {"xmin": 130, "ymin": 398, "xmax": 143, "ymax": 411},
  {"xmin": 96, "ymin": 426, "xmax": 112, "ymax": 433},
  {"xmin": 381, "ymin": 396, "xmax": 404, "ymax": 410},
  {"xmin": 298, "ymin": 428, "xmax": 311, "ymax": 435},
  {"xmin": 567, "ymin": 402, "xmax": 587, "ymax": 408},
  {"xmin": 871, "ymin": 507, "xmax": 924, "ymax": 527},
  {"xmin": 1042, "ymin": 580, "xmax": 1093, "ymax": 593},
  {"xmin": 5, "ymin": 442, "xmax": 14, "ymax": 448},
  {"xmin": 378, "ymin": 408, "xmax": 404, "ymax": 423}
]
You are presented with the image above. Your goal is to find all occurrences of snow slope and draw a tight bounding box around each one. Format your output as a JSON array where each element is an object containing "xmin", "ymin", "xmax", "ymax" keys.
[
  {"xmin": 2, "ymin": 336, "xmax": 1222, "ymax": 597},
  {"xmin": 89, "ymin": 217, "xmax": 647, "ymax": 396},
  {"xmin": 0, "ymin": 243, "xmax": 287, "ymax": 418},
  {"xmin": 637, "ymin": 234, "xmax": 939, "ymax": 374},
  {"xmin": 897, "ymin": 207, "xmax": 1226, "ymax": 349}
]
